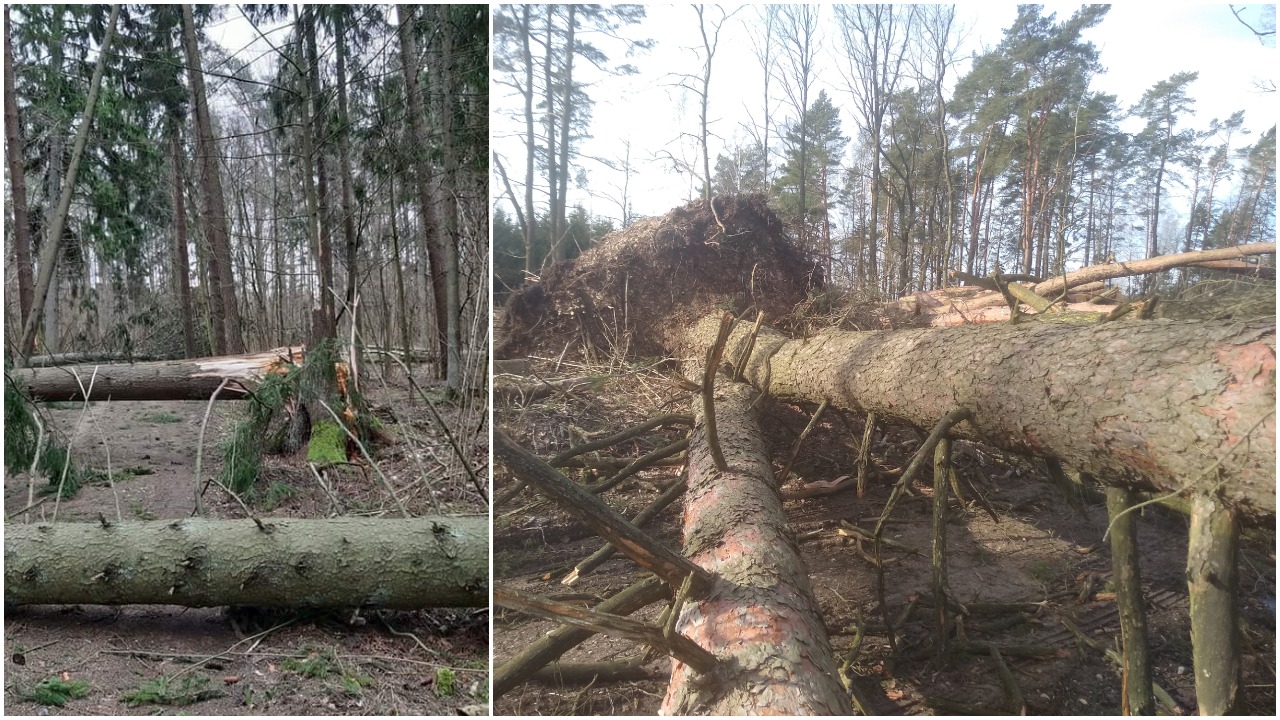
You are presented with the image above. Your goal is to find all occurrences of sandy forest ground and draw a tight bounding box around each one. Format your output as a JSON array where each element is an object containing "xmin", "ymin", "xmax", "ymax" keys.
[
  {"xmin": 3, "ymin": 368, "xmax": 489, "ymax": 716},
  {"xmin": 493, "ymin": 362, "xmax": 1276, "ymax": 716}
]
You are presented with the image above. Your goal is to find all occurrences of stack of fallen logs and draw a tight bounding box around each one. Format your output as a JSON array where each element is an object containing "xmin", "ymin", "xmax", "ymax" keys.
[{"xmin": 495, "ymin": 252, "xmax": 1275, "ymax": 714}]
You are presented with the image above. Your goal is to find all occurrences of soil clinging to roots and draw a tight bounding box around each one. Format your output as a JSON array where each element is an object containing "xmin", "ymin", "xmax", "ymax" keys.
[{"xmin": 496, "ymin": 195, "xmax": 818, "ymax": 360}]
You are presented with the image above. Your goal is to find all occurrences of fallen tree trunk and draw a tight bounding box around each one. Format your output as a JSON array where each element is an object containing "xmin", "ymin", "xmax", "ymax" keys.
[
  {"xmin": 21, "ymin": 351, "xmax": 169, "ymax": 367},
  {"xmin": 660, "ymin": 382, "xmax": 852, "ymax": 715},
  {"xmin": 685, "ymin": 314, "xmax": 1275, "ymax": 523},
  {"xmin": 1187, "ymin": 259, "xmax": 1276, "ymax": 279},
  {"xmin": 4, "ymin": 516, "xmax": 486, "ymax": 608},
  {"xmin": 937, "ymin": 243, "xmax": 1275, "ymax": 317},
  {"xmin": 922, "ymin": 301, "xmax": 1115, "ymax": 327},
  {"xmin": 5, "ymin": 347, "xmax": 303, "ymax": 402}
]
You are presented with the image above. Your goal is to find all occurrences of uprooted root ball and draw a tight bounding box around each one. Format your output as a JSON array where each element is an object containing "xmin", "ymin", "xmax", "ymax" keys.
[{"xmin": 496, "ymin": 195, "xmax": 819, "ymax": 360}]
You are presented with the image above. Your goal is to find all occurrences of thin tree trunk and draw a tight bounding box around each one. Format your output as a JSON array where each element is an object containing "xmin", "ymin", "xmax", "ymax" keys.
[
  {"xmin": 181, "ymin": 3, "xmax": 243, "ymax": 354},
  {"xmin": 335, "ymin": 9, "xmax": 359, "ymax": 324},
  {"xmin": 388, "ymin": 174, "xmax": 412, "ymax": 375},
  {"xmin": 18, "ymin": 5, "xmax": 120, "ymax": 363},
  {"xmin": 437, "ymin": 4, "xmax": 462, "ymax": 392},
  {"xmin": 553, "ymin": 6, "xmax": 576, "ymax": 263},
  {"xmin": 398, "ymin": 4, "xmax": 448, "ymax": 379},
  {"xmin": 521, "ymin": 5, "xmax": 536, "ymax": 276},
  {"xmin": 304, "ymin": 8, "xmax": 335, "ymax": 345},
  {"xmin": 168, "ymin": 120, "xmax": 197, "ymax": 358},
  {"xmin": 4, "ymin": 6, "xmax": 34, "ymax": 322},
  {"xmin": 543, "ymin": 6, "xmax": 558, "ymax": 266},
  {"xmin": 42, "ymin": 129, "xmax": 62, "ymax": 358}
]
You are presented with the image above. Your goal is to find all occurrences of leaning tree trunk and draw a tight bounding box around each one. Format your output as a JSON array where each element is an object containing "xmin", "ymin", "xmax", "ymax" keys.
[
  {"xmin": 5, "ymin": 517, "xmax": 486, "ymax": 608},
  {"xmin": 6, "ymin": 347, "xmax": 303, "ymax": 402},
  {"xmin": 661, "ymin": 382, "xmax": 852, "ymax": 715},
  {"xmin": 684, "ymin": 314, "xmax": 1275, "ymax": 523}
]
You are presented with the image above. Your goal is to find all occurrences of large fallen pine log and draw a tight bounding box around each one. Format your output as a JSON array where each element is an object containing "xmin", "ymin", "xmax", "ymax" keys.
[
  {"xmin": 5, "ymin": 346, "xmax": 303, "ymax": 402},
  {"xmin": 685, "ymin": 314, "xmax": 1275, "ymax": 523},
  {"xmin": 661, "ymin": 382, "xmax": 851, "ymax": 715},
  {"xmin": 4, "ymin": 516, "xmax": 486, "ymax": 608}
]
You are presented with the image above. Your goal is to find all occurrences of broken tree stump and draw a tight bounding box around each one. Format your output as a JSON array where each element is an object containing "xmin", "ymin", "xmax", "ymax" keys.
[{"xmin": 5, "ymin": 516, "xmax": 487, "ymax": 608}]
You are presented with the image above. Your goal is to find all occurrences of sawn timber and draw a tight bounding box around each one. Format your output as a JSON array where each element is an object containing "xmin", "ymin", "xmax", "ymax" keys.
[{"xmin": 685, "ymin": 315, "xmax": 1275, "ymax": 522}]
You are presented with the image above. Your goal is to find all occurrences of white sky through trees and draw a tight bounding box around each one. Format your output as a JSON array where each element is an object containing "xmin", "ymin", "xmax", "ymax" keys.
[{"xmin": 491, "ymin": 3, "xmax": 1276, "ymax": 234}]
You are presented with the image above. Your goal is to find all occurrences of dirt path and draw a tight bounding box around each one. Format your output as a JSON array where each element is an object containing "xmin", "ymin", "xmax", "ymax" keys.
[
  {"xmin": 5, "ymin": 381, "xmax": 489, "ymax": 715},
  {"xmin": 493, "ymin": 366, "xmax": 1276, "ymax": 716}
]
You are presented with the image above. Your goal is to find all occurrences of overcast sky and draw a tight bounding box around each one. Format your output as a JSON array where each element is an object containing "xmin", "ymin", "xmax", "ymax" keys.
[{"xmin": 492, "ymin": 3, "xmax": 1277, "ymax": 225}]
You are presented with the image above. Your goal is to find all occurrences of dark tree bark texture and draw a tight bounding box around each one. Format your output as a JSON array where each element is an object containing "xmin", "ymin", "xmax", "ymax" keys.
[
  {"xmin": 684, "ymin": 314, "xmax": 1275, "ymax": 522},
  {"xmin": 660, "ymin": 382, "xmax": 852, "ymax": 715},
  {"xmin": 5, "ymin": 517, "xmax": 487, "ymax": 609}
]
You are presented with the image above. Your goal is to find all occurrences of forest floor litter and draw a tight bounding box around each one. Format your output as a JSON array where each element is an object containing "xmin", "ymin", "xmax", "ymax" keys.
[{"xmin": 493, "ymin": 364, "xmax": 1276, "ymax": 715}]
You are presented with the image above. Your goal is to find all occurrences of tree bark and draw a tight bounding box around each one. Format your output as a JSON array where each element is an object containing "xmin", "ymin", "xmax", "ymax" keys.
[
  {"xmin": 303, "ymin": 8, "xmax": 335, "ymax": 345},
  {"xmin": 553, "ymin": 5, "xmax": 575, "ymax": 263},
  {"xmin": 4, "ymin": 6, "xmax": 34, "ymax": 323},
  {"xmin": 542, "ymin": 7, "xmax": 559, "ymax": 267},
  {"xmin": 684, "ymin": 313, "xmax": 1275, "ymax": 523},
  {"xmin": 168, "ymin": 118, "xmax": 197, "ymax": 358},
  {"xmin": 7, "ymin": 346, "xmax": 303, "ymax": 402},
  {"xmin": 521, "ymin": 6, "xmax": 536, "ymax": 275},
  {"xmin": 4, "ymin": 517, "xmax": 486, "ymax": 608},
  {"xmin": 23, "ymin": 351, "xmax": 166, "ymax": 367},
  {"xmin": 1187, "ymin": 493, "xmax": 1241, "ymax": 714},
  {"xmin": 181, "ymin": 3, "xmax": 243, "ymax": 354},
  {"xmin": 397, "ymin": 5, "xmax": 448, "ymax": 379},
  {"xmin": 660, "ymin": 382, "xmax": 853, "ymax": 715},
  {"xmin": 436, "ymin": 4, "xmax": 462, "ymax": 393}
]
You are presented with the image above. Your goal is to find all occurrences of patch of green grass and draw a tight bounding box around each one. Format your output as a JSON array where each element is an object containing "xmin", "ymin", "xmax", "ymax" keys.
[
  {"xmin": 306, "ymin": 420, "xmax": 347, "ymax": 466},
  {"xmin": 341, "ymin": 673, "xmax": 372, "ymax": 698},
  {"xmin": 434, "ymin": 668, "xmax": 456, "ymax": 698},
  {"xmin": 27, "ymin": 677, "xmax": 91, "ymax": 706},
  {"xmin": 137, "ymin": 411, "xmax": 183, "ymax": 424},
  {"xmin": 121, "ymin": 674, "xmax": 221, "ymax": 707},
  {"xmin": 282, "ymin": 646, "xmax": 337, "ymax": 678},
  {"xmin": 248, "ymin": 481, "xmax": 297, "ymax": 511}
]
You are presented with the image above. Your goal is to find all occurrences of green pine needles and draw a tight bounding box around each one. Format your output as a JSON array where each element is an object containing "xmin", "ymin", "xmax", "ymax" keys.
[
  {"xmin": 4, "ymin": 379, "xmax": 83, "ymax": 498},
  {"xmin": 219, "ymin": 340, "xmax": 367, "ymax": 497}
]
